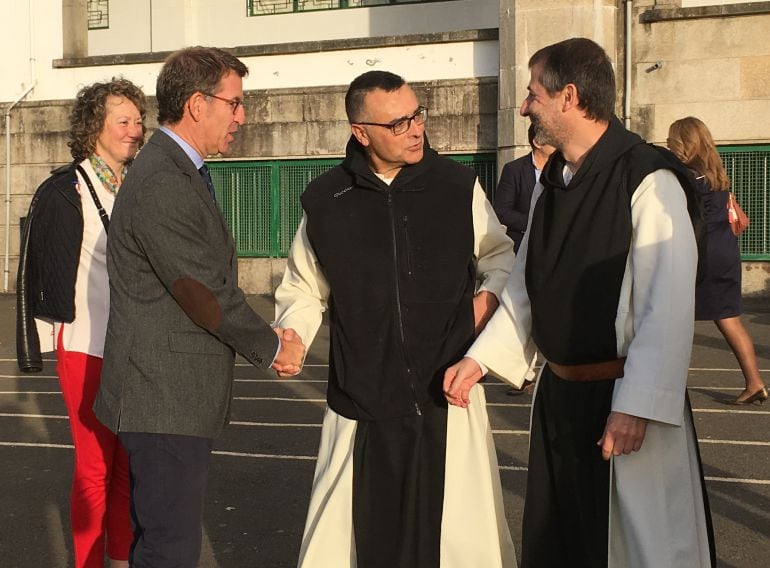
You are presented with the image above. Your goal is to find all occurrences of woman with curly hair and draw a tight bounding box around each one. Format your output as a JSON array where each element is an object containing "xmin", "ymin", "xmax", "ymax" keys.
[
  {"xmin": 668, "ymin": 116, "xmax": 767, "ymax": 405},
  {"xmin": 17, "ymin": 78, "xmax": 146, "ymax": 567}
]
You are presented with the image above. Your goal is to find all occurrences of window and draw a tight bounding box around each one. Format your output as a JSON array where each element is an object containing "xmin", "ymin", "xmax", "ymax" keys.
[
  {"xmin": 248, "ymin": 0, "xmax": 456, "ymax": 17},
  {"xmin": 208, "ymin": 154, "xmax": 495, "ymax": 257},
  {"xmin": 87, "ymin": 0, "xmax": 109, "ymax": 30},
  {"xmin": 719, "ymin": 145, "xmax": 770, "ymax": 260}
]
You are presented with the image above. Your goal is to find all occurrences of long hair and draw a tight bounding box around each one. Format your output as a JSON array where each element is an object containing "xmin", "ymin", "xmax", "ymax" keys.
[
  {"xmin": 68, "ymin": 78, "xmax": 147, "ymax": 162},
  {"xmin": 667, "ymin": 117, "xmax": 730, "ymax": 191}
]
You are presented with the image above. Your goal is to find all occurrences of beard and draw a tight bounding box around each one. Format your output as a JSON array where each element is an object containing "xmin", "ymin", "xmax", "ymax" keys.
[{"xmin": 530, "ymin": 116, "xmax": 560, "ymax": 150}]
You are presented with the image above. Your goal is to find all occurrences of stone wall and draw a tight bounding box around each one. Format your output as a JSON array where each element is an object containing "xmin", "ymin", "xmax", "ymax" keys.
[
  {"xmin": 0, "ymin": 77, "xmax": 496, "ymax": 293},
  {"xmin": 630, "ymin": 1, "xmax": 770, "ymax": 297},
  {"xmin": 4, "ymin": 0, "xmax": 769, "ymax": 295},
  {"xmin": 632, "ymin": 2, "xmax": 770, "ymax": 144}
]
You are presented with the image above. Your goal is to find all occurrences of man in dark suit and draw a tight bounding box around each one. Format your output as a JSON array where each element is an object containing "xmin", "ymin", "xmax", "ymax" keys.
[
  {"xmin": 494, "ymin": 123, "xmax": 555, "ymax": 252},
  {"xmin": 94, "ymin": 47, "xmax": 304, "ymax": 567}
]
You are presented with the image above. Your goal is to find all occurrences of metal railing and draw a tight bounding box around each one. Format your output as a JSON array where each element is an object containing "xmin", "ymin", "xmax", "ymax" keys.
[
  {"xmin": 209, "ymin": 153, "xmax": 496, "ymax": 257},
  {"xmin": 209, "ymin": 148, "xmax": 769, "ymax": 260},
  {"xmin": 248, "ymin": 0, "xmax": 456, "ymax": 17},
  {"xmin": 719, "ymin": 145, "xmax": 770, "ymax": 260}
]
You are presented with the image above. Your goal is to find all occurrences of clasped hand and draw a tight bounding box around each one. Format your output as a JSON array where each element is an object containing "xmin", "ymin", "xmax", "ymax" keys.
[
  {"xmin": 272, "ymin": 327, "xmax": 305, "ymax": 377},
  {"xmin": 443, "ymin": 357, "xmax": 484, "ymax": 408},
  {"xmin": 597, "ymin": 411, "xmax": 648, "ymax": 461}
]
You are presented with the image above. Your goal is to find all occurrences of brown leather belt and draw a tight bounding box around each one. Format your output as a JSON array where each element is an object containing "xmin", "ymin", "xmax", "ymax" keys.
[{"xmin": 547, "ymin": 357, "xmax": 626, "ymax": 382}]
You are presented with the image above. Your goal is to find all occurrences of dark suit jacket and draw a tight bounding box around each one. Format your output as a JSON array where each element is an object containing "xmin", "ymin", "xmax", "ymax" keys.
[
  {"xmin": 94, "ymin": 130, "xmax": 279, "ymax": 439},
  {"xmin": 494, "ymin": 153, "xmax": 536, "ymax": 252}
]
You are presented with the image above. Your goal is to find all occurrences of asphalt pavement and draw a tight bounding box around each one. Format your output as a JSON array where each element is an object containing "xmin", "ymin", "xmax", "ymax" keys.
[{"xmin": 0, "ymin": 293, "xmax": 768, "ymax": 567}]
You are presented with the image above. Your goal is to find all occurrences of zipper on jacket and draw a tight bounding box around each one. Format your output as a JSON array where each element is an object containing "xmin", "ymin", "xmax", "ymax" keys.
[
  {"xmin": 387, "ymin": 192, "xmax": 421, "ymax": 416},
  {"xmin": 402, "ymin": 215, "xmax": 413, "ymax": 277}
]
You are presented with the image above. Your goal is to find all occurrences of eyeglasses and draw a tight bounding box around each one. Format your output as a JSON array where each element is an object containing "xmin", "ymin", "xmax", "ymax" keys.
[
  {"xmin": 202, "ymin": 92, "xmax": 243, "ymax": 115},
  {"xmin": 355, "ymin": 106, "xmax": 428, "ymax": 136}
]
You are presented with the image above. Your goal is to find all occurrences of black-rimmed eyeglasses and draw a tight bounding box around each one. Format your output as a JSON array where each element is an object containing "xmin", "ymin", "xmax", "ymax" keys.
[
  {"xmin": 355, "ymin": 106, "xmax": 428, "ymax": 136},
  {"xmin": 202, "ymin": 92, "xmax": 243, "ymax": 115}
]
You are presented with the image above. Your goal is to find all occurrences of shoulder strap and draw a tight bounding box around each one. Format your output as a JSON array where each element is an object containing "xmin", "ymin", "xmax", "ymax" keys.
[{"xmin": 75, "ymin": 165, "xmax": 109, "ymax": 234}]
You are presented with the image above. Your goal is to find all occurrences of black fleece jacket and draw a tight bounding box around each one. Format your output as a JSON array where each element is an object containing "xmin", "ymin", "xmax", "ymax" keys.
[{"xmin": 302, "ymin": 137, "xmax": 479, "ymax": 421}]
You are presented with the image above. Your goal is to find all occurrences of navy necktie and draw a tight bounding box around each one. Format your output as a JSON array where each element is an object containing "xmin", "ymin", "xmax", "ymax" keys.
[{"xmin": 199, "ymin": 164, "xmax": 217, "ymax": 203}]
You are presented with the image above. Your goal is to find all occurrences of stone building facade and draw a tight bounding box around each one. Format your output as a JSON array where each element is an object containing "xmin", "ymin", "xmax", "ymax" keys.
[{"xmin": 1, "ymin": 0, "xmax": 768, "ymax": 294}]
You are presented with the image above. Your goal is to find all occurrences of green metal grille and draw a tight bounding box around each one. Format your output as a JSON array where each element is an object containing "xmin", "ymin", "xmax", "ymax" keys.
[
  {"xmin": 247, "ymin": 0, "xmax": 456, "ymax": 17},
  {"xmin": 451, "ymin": 153, "xmax": 497, "ymax": 199},
  {"xmin": 278, "ymin": 160, "xmax": 341, "ymax": 253},
  {"xmin": 719, "ymin": 145, "xmax": 770, "ymax": 260},
  {"xmin": 209, "ymin": 153, "xmax": 496, "ymax": 257}
]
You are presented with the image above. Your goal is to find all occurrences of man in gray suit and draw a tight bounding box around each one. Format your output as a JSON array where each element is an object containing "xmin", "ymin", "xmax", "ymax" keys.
[{"xmin": 94, "ymin": 47, "xmax": 304, "ymax": 567}]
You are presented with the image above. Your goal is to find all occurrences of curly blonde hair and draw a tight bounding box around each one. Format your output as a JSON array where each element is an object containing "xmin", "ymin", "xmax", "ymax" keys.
[
  {"xmin": 68, "ymin": 77, "xmax": 147, "ymax": 161},
  {"xmin": 667, "ymin": 117, "xmax": 730, "ymax": 191}
]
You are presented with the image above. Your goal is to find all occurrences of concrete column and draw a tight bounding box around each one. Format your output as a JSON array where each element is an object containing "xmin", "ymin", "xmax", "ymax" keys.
[
  {"xmin": 497, "ymin": 0, "xmax": 518, "ymax": 178},
  {"xmin": 62, "ymin": 0, "xmax": 88, "ymax": 58},
  {"xmin": 496, "ymin": 0, "xmax": 621, "ymax": 177}
]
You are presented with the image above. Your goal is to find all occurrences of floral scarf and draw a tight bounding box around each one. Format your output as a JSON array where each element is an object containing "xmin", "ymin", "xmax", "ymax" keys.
[{"xmin": 88, "ymin": 154, "xmax": 128, "ymax": 194}]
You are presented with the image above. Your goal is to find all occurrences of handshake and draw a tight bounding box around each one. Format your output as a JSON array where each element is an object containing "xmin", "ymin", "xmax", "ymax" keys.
[{"xmin": 272, "ymin": 327, "xmax": 306, "ymax": 377}]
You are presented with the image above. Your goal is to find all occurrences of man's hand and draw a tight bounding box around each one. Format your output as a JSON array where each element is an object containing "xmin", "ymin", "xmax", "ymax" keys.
[
  {"xmin": 443, "ymin": 357, "xmax": 484, "ymax": 408},
  {"xmin": 597, "ymin": 411, "xmax": 648, "ymax": 461},
  {"xmin": 473, "ymin": 290, "xmax": 499, "ymax": 336},
  {"xmin": 272, "ymin": 327, "xmax": 305, "ymax": 377}
]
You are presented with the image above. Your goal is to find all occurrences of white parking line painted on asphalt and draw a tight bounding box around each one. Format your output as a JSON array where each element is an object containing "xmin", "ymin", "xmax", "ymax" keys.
[
  {"xmin": 0, "ymin": 412, "xmax": 67, "ymax": 419},
  {"xmin": 690, "ymin": 368, "xmax": 770, "ymax": 372},
  {"xmin": 693, "ymin": 408, "xmax": 770, "ymax": 415},
  {"xmin": 233, "ymin": 396, "xmax": 326, "ymax": 402},
  {"xmin": 0, "ymin": 441, "xmax": 73, "ymax": 449},
  {"xmin": 0, "ymin": 375, "xmax": 58, "ymax": 379},
  {"xmin": 234, "ymin": 363, "xmax": 329, "ymax": 368},
  {"xmin": 1, "ymin": 414, "xmax": 767, "ymax": 450},
  {"xmin": 4, "ymin": 358, "xmax": 769, "ymax": 372},
  {"xmin": 234, "ymin": 378, "xmax": 327, "ymax": 383},
  {"xmin": 0, "ymin": 358, "xmax": 56, "ymax": 363},
  {"xmin": 499, "ymin": 467, "xmax": 770, "ymax": 485},
  {"xmin": 698, "ymin": 439, "xmax": 770, "ymax": 446},
  {"xmin": 230, "ymin": 421, "xmax": 321, "ymax": 428},
  {"xmin": 705, "ymin": 476, "xmax": 770, "ymax": 485},
  {"xmin": 6, "ymin": 391, "xmax": 768, "ymax": 416},
  {"xmin": 2, "ymin": 441, "xmax": 769, "ymax": 485},
  {"xmin": 0, "ymin": 375, "xmax": 752, "ymax": 395},
  {"xmin": 6, "ymin": 438, "xmax": 770, "ymax": 485},
  {"xmin": 0, "ymin": 391, "xmax": 61, "ymax": 394},
  {"xmin": 213, "ymin": 450, "xmax": 316, "ymax": 461}
]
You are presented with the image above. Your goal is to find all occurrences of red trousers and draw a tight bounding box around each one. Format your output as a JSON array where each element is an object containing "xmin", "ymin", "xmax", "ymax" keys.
[{"xmin": 57, "ymin": 331, "xmax": 132, "ymax": 566}]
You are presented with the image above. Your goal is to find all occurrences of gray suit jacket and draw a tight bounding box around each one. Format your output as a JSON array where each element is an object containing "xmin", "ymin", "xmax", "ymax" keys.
[{"xmin": 94, "ymin": 130, "xmax": 279, "ymax": 439}]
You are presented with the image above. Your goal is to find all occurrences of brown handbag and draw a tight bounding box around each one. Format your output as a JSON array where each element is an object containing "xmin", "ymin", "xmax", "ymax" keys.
[{"xmin": 727, "ymin": 192, "xmax": 749, "ymax": 236}]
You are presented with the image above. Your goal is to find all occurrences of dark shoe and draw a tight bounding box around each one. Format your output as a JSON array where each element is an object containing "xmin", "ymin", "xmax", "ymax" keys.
[
  {"xmin": 731, "ymin": 386, "xmax": 768, "ymax": 405},
  {"xmin": 507, "ymin": 379, "xmax": 536, "ymax": 396}
]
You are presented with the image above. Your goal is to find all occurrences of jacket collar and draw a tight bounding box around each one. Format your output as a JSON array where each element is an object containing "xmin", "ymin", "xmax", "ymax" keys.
[
  {"xmin": 342, "ymin": 134, "xmax": 436, "ymax": 192},
  {"xmin": 541, "ymin": 116, "xmax": 644, "ymax": 191}
]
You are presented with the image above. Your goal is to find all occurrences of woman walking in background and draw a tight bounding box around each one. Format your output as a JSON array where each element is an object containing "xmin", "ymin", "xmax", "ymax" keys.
[
  {"xmin": 17, "ymin": 78, "xmax": 146, "ymax": 567},
  {"xmin": 668, "ymin": 116, "xmax": 767, "ymax": 405}
]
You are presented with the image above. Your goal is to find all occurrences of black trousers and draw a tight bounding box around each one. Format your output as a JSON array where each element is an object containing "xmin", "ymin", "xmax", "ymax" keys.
[
  {"xmin": 521, "ymin": 365, "xmax": 614, "ymax": 568},
  {"xmin": 119, "ymin": 432, "xmax": 213, "ymax": 568}
]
